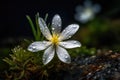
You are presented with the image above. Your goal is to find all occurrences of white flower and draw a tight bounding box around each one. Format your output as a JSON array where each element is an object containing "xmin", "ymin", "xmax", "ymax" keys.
[
  {"xmin": 28, "ymin": 14, "xmax": 81, "ymax": 65},
  {"xmin": 74, "ymin": 0, "xmax": 101, "ymax": 23}
]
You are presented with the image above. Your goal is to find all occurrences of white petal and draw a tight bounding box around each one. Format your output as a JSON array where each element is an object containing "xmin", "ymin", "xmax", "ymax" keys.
[
  {"xmin": 38, "ymin": 17, "xmax": 52, "ymax": 40},
  {"xmin": 59, "ymin": 24, "xmax": 79, "ymax": 40},
  {"xmin": 28, "ymin": 41, "xmax": 51, "ymax": 52},
  {"xmin": 52, "ymin": 14, "xmax": 62, "ymax": 34},
  {"xmin": 43, "ymin": 45, "xmax": 55, "ymax": 65},
  {"xmin": 56, "ymin": 46, "xmax": 71, "ymax": 63},
  {"xmin": 59, "ymin": 40, "xmax": 81, "ymax": 49}
]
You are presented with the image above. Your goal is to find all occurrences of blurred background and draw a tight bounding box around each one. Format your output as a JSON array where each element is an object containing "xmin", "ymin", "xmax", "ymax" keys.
[
  {"xmin": 1, "ymin": 0, "xmax": 120, "ymax": 78},
  {"xmin": 0, "ymin": 0, "xmax": 120, "ymax": 49}
]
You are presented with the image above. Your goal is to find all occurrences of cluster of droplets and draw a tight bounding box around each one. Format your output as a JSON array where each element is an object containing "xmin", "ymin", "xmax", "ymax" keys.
[
  {"xmin": 52, "ymin": 14, "xmax": 61, "ymax": 33},
  {"xmin": 61, "ymin": 24, "xmax": 78, "ymax": 39},
  {"xmin": 28, "ymin": 45, "xmax": 37, "ymax": 51}
]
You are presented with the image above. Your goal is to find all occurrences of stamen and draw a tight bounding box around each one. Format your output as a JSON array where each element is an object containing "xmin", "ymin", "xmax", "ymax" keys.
[{"xmin": 50, "ymin": 34, "xmax": 59, "ymax": 45}]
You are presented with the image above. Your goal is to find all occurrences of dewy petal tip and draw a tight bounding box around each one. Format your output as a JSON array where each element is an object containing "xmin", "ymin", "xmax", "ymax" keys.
[
  {"xmin": 52, "ymin": 14, "xmax": 62, "ymax": 34},
  {"xmin": 59, "ymin": 40, "xmax": 81, "ymax": 49},
  {"xmin": 56, "ymin": 46, "xmax": 71, "ymax": 63}
]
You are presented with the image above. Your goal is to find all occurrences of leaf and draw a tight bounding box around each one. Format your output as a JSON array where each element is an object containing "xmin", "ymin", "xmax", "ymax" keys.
[
  {"xmin": 26, "ymin": 15, "xmax": 37, "ymax": 40},
  {"xmin": 35, "ymin": 13, "xmax": 41, "ymax": 41},
  {"xmin": 3, "ymin": 58, "xmax": 15, "ymax": 66}
]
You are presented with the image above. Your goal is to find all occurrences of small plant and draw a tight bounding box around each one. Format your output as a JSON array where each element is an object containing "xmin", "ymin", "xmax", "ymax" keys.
[{"xmin": 2, "ymin": 13, "xmax": 83, "ymax": 80}]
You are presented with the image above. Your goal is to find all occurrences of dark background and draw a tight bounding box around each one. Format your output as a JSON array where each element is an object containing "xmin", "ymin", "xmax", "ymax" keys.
[{"xmin": 0, "ymin": 0, "xmax": 120, "ymax": 39}]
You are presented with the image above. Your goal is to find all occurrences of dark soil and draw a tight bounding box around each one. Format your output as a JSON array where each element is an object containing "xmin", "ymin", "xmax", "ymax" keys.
[{"xmin": 68, "ymin": 50, "xmax": 120, "ymax": 80}]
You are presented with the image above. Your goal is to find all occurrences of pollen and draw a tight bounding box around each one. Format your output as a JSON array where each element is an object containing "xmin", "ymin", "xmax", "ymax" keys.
[{"xmin": 51, "ymin": 34, "xmax": 59, "ymax": 45}]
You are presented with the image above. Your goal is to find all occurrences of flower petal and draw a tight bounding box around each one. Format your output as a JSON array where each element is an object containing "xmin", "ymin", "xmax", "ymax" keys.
[
  {"xmin": 52, "ymin": 14, "xmax": 62, "ymax": 34},
  {"xmin": 38, "ymin": 17, "xmax": 52, "ymax": 40},
  {"xmin": 59, "ymin": 24, "xmax": 79, "ymax": 40},
  {"xmin": 59, "ymin": 40, "xmax": 81, "ymax": 49},
  {"xmin": 43, "ymin": 45, "xmax": 55, "ymax": 65},
  {"xmin": 56, "ymin": 46, "xmax": 71, "ymax": 63},
  {"xmin": 28, "ymin": 41, "xmax": 51, "ymax": 52}
]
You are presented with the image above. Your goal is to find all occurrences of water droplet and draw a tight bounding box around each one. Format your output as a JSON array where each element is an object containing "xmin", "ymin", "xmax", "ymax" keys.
[
  {"xmin": 62, "ymin": 43, "xmax": 67, "ymax": 46},
  {"xmin": 73, "ymin": 41, "xmax": 77, "ymax": 44},
  {"xmin": 65, "ymin": 56, "xmax": 68, "ymax": 59},
  {"xmin": 68, "ymin": 36, "xmax": 71, "ymax": 38},
  {"xmin": 58, "ymin": 24, "xmax": 61, "ymax": 27},
  {"xmin": 72, "ymin": 25, "xmax": 77, "ymax": 28},
  {"xmin": 63, "ymin": 30, "xmax": 66, "ymax": 32},
  {"xmin": 52, "ymin": 27, "xmax": 55, "ymax": 31},
  {"xmin": 48, "ymin": 56, "xmax": 52, "ymax": 60},
  {"xmin": 31, "ymin": 46, "xmax": 36, "ymax": 50}
]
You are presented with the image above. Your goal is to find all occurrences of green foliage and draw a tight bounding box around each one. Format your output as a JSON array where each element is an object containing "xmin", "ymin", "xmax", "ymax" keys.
[
  {"xmin": 2, "ymin": 45, "xmax": 72, "ymax": 80},
  {"xmin": 76, "ymin": 18, "xmax": 120, "ymax": 50},
  {"xmin": 68, "ymin": 46, "xmax": 97, "ymax": 57},
  {"xmin": 26, "ymin": 13, "xmax": 49, "ymax": 41},
  {"xmin": 3, "ymin": 46, "xmax": 43, "ymax": 79}
]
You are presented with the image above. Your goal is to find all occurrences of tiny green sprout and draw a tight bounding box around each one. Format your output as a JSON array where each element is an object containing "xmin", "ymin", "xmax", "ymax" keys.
[{"xmin": 28, "ymin": 14, "xmax": 81, "ymax": 65}]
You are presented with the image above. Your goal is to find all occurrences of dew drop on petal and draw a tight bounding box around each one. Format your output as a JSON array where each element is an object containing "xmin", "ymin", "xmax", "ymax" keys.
[
  {"xmin": 65, "ymin": 56, "xmax": 68, "ymax": 59},
  {"xmin": 48, "ymin": 56, "xmax": 52, "ymax": 60},
  {"xmin": 62, "ymin": 43, "xmax": 67, "ymax": 46},
  {"xmin": 68, "ymin": 36, "xmax": 71, "ymax": 38},
  {"xmin": 73, "ymin": 41, "xmax": 77, "ymax": 44},
  {"xmin": 58, "ymin": 24, "xmax": 61, "ymax": 27},
  {"xmin": 52, "ymin": 27, "xmax": 55, "ymax": 30},
  {"xmin": 63, "ymin": 30, "xmax": 66, "ymax": 32},
  {"xmin": 72, "ymin": 25, "xmax": 78, "ymax": 29},
  {"xmin": 28, "ymin": 46, "xmax": 37, "ymax": 52}
]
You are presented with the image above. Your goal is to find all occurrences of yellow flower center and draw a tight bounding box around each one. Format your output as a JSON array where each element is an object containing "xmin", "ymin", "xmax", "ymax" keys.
[{"xmin": 50, "ymin": 34, "xmax": 59, "ymax": 45}]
